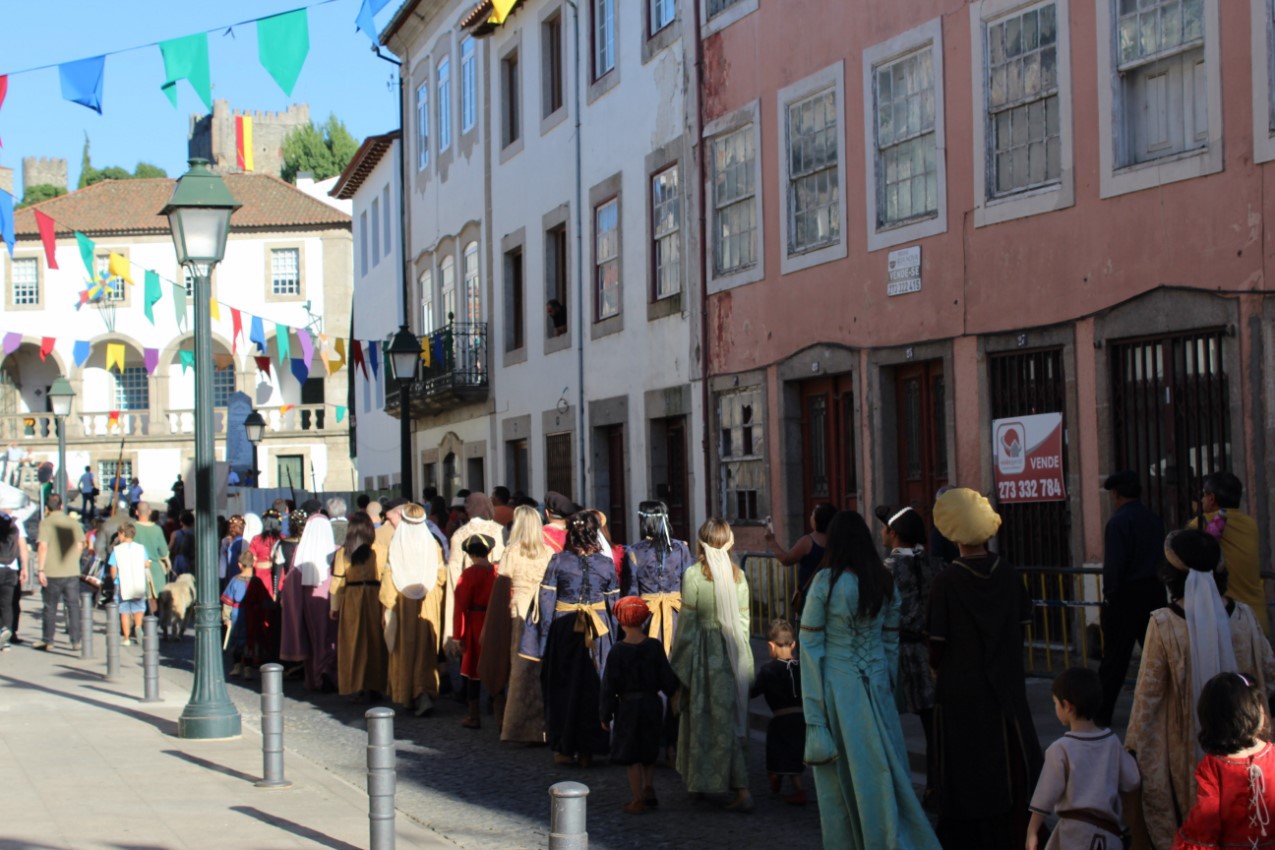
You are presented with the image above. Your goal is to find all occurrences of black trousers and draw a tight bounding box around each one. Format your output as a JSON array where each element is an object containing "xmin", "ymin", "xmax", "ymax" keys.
[
  {"xmin": 0, "ymin": 568, "xmax": 18, "ymax": 636},
  {"xmin": 1097, "ymin": 578, "xmax": 1166, "ymax": 725},
  {"xmin": 42, "ymin": 576, "xmax": 82, "ymax": 644}
]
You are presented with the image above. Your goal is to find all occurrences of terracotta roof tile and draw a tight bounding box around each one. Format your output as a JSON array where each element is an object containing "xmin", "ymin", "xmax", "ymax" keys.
[
  {"xmin": 330, "ymin": 131, "xmax": 399, "ymax": 200},
  {"xmin": 13, "ymin": 173, "xmax": 350, "ymax": 239}
]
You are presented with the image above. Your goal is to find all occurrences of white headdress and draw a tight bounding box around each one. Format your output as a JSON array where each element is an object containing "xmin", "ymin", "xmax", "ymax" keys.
[{"xmin": 389, "ymin": 504, "xmax": 439, "ymax": 600}]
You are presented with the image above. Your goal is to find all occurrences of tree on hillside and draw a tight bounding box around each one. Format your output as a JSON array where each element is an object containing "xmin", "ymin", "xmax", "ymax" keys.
[
  {"xmin": 77, "ymin": 137, "xmax": 168, "ymax": 187},
  {"xmin": 281, "ymin": 114, "xmax": 358, "ymax": 183},
  {"xmin": 18, "ymin": 184, "xmax": 66, "ymax": 208},
  {"xmin": 133, "ymin": 162, "xmax": 167, "ymax": 179}
]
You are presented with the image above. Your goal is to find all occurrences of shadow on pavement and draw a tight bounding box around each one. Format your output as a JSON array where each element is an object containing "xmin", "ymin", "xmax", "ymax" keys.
[
  {"xmin": 229, "ymin": 806, "xmax": 362, "ymax": 850},
  {"xmin": 0, "ymin": 673, "xmax": 179, "ymax": 737},
  {"xmin": 162, "ymin": 749, "xmax": 259, "ymax": 784}
]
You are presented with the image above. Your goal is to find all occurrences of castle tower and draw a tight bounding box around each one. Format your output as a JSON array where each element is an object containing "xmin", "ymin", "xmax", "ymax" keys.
[
  {"xmin": 21, "ymin": 157, "xmax": 68, "ymax": 192},
  {"xmin": 188, "ymin": 100, "xmax": 311, "ymax": 178}
]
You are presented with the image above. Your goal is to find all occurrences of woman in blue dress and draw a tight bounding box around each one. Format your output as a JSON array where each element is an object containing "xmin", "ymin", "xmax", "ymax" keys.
[
  {"xmin": 622, "ymin": 500, "xmax": 693, "ymax": 656},
  {"xmin": 800, "ymin": 510, "xmax": 940, "ymax": 850},
  {"xmin": 519, "ymin": 510, "xmax": 619, "ymax": 767}
]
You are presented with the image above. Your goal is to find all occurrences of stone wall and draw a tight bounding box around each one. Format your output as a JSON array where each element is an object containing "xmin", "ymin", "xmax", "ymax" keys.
[{"xmin": 21, "ymin": 157, "xmax": 68, "ymax": 191}]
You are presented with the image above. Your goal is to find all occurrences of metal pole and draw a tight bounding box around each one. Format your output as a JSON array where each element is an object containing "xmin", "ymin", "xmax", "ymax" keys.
[
  {"xmin": 142, "ymin": 614, "xmax": 160, "ymax": 702},
  {"xmin": 179, "ymin": 265, "xmax": 241, "ymax": 740},
  {"xmin": 104, "ymin": 600, "xmax": 119, "ymax": 680},
  {"xmin": 256, "ymin": 663, "xmax": 291, "ymax": 788},
  {"xmin": 366, "ymin": 706, "xmax": 396, "ymax": 850},
  {"xmin": 55, "ymin": 416, "xmax": 66, "ymax": 504},
  {"xmin": 548, "ymin": 782, "xmax": 589, "ymax": 850},
  {"xmin": 399, "ymin": 376, "xmax": 412, "ymax": 501},
  {"xmin": 79, "ymin": 590, "xmax": 94, "ymax": 658}
]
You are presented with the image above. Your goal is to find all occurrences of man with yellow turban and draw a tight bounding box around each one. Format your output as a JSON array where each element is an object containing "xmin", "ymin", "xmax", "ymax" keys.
[{"xmin": 926, "ymin": 488, "xmax": 1043, "ymax": 850}]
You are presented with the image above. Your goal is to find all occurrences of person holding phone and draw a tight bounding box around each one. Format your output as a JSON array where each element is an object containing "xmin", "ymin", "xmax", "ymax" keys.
[{"xmin": 764, "ymin": 503, "xmax": 837, "ymax": 616}]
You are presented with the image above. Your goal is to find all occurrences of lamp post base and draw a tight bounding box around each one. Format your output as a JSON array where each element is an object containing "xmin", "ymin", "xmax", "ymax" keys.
[{"xmin": 178, "ymin": 704, "xmax": 242, "ymax": 740}]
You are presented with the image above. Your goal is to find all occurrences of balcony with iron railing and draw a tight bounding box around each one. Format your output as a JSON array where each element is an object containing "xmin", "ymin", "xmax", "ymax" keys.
[
  {"xmin": 385, "ymin": 319, "xmax": 489, "ymax": 420},
  {"xmin": 0, "ymin": 403, "xmax": 338, "ymax": 445}
]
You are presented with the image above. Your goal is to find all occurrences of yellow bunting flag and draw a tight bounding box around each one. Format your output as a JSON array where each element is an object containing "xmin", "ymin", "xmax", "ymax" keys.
[
  {"xmin": 490, "ymin": 0, "xmax": 518, "ymax": 24},
  {"xmin": 106, "ymin": 342, "xmax": 125, "ymax": 373},
  {"xmin": 280, "ymin": 404, "xmax": 294, "ymax": 415},
  {"xmin": 210, "ymin": 298, "xmax": 221, "ymax": 321},
  {"xmin": 332, "ymin": 338, "xmax": 347, "ymax": 370},
  {"xmin": 108, "ymin": 252, "xmax": 133, "ymax": 284}
]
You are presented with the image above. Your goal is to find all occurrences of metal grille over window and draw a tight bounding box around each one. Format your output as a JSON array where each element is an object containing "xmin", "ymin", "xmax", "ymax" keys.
[
  {"xmin": 271, "ymin": 248, "xmax": 300, "ymax": 296},
  {"xmin": 988, "ymin": 3, "xmax": 1061, "ymax": 195},
  {"xmin": 12, "ymin": 258, "xmax": 38, "ymax": 305},
  {"xmin": 545, "ymin": 433, "xmax": 573, "ymax": 500},
  {"xmin": 114, "ymin": 366, "xmax": 149, "ymax": 411},
  {"xmin": 718, "ymin": 388, "xmax": 764, "ymax": 521},
  {"xmin": 712, "ymin": 125, "xmax": 757, "ymax": 275},
  {"xmin": 1115, "ymin": 0, "xmax": 1207, "ymax": 164},
  {"xmin": 787, "ymin": 90, "xmax": 839, "ymax": 252},
  {"xmin": 652, "ymin": 166, "xmax": 680, "ymax": 299},
  {"xmin": 875, "ymin": 48, "xmax": 938, "ymax": 226},
  {"xmin": 595, "ymin": 199, "xmax": 620, "ymax": 319}
]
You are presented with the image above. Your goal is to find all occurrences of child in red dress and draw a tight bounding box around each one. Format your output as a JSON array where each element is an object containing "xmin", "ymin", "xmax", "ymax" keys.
[
  {"xmin": 449, "ymin": 533, "xmax": 496, "ymax": 730},
  {"xmin": 1174, "ymin": 671, "xmax": 1275, "ymax": 849}
]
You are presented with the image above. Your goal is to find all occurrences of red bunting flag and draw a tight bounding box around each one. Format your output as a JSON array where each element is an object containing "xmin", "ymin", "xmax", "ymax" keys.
[
  {"xmin": 78, "ymin": 290, "xmax": 90, "ymax": 305},
  {"xmin": 108, "ymin": 410, "xmax": 120, "ymax": 428},
  {"xmin": 230, "ymin": 307, "xmax": 243, "ymax": 353},
  {"xmin": 280, "ymin": 404, "xmax": 294, "ymax": 415},
  {"xmin": 0, "ymin": 76, "xmax": 7, "ymax": 146},
  {"xmin": 253, "ymin": 355, "xmax": 272, "ymax": 377},
  {"xmin": 34, "ymin": 210, "xmax": 58, "ymax": 269},
  {"xmin": 351, "ymin": 339, "xmax": 368, "ymax": 380},
  {"xmin": 39, "ymin": 337, "xmax": 54, "ymax": 362}
]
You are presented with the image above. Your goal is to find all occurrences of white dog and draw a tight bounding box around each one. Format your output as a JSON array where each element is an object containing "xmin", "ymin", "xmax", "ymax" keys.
[{"xmin": 158, "ymin": 573, "xmax": 197, "ymax": 641}]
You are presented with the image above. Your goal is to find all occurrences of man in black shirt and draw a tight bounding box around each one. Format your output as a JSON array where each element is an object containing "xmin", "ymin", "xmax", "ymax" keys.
[{"xmin": 1096, "ymin": 470, "xmax": 1167, "ymax": 726}]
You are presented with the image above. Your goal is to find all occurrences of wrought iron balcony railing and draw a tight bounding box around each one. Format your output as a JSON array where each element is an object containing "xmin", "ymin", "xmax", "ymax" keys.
[{"xmin": 385, "ymin": 320, "xmax": 489, "ymax": 419}]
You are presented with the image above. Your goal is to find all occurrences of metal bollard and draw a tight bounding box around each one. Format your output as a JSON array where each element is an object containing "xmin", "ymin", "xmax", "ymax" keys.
[
  {"xmin": 104, "ymin": 601, "xmax": 119, "ymax": 680},
  {"xmin": 256, "ymin": 663, "xmax": 291, "ymax": 788},
  {"xmin": 548, "ymin": 782, "xmax": 589, "ymax": 850},
  {"xmin": 79, "ymin": 591, "xmax": 94, "ymax": 658},
  {"xmin": 141, "ymin": 615, "xmax": 160, "ymax": 702},
  {"xmin": 366, "ymin": 706, "xmax": 396, "ymax": 850}
]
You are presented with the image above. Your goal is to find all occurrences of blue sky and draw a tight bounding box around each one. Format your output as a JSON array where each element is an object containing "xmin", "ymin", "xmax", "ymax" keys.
[{"xmin": 0, "ymin": 0, "xmax": 401, "ymax": 194}]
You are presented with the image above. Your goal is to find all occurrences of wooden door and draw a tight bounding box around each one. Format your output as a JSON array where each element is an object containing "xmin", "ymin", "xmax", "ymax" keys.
[
  {"xmin": 606, "ymin": 425, "xmax": 628, "ymax": 545},
  {"xmin": 663, "ymin": 418, "xmax": 690, "ymax": 542},
  {"xmin": 895, "ymin": 361, "xmax": 947, "ymax": 520},
  {"xmin": 800, "ymin": 375, "xmax": 858, "ymax": 521}
]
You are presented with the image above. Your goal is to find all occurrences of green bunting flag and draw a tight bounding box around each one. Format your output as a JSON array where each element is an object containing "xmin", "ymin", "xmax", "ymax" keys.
[
  {"xmin": 335, "ymin": 405, "xmax": 347, "ymax": 423},
  {"xmin": 179, "ymin": 350, "xmax": 194, "ymax": 373},
  {"xmin": 257, "ymin": 10, "xmax": 309, "ymax": 97},
  {"xmin": 275, "ymin": 323, "xmax": 291, "ymax": 365},
  {"xmin": 75, "ymin": 232, "xmax": 95, "ymax": 280},
  {"xmin": 159, "ymin": 33, "xmax": 212, "ymax": 110},
  {"xmin": 172, "ymin": 279, "xmax": 188, "ymax": 331},
  {"xmin": 143, "ymin": 270, "xmax": 162, "ymax": 325}
]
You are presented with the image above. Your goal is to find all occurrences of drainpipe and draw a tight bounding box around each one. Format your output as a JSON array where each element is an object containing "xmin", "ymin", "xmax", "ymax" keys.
[
  {"xmin": 567, "ymin": 0, "xmax": 587, "ymax": 505},
  {"xmin": 691, "ymin": 0, "xmax": 712, "ymax": 521}
]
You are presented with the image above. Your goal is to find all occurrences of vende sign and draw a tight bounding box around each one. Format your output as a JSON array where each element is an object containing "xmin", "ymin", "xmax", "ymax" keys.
[{"xmin": 993, "ymin": 412, "xmax": 1066, "ymax": 503}]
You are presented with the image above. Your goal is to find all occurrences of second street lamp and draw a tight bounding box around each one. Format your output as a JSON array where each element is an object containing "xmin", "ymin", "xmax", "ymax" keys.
[
  {"xmin": 244, "ymin": 409, "xmax": 266, "ymax": 488},
  {"xmin": 388, "ymin": 325, "xmax": 420, "ymax": 501},
  {"xmin": 162, "ymin": 158, "xmax": 243, "ymax": 740},
  {"xmin": 47, "ymin": 377, "xmax": 75, "ymax": 505}
]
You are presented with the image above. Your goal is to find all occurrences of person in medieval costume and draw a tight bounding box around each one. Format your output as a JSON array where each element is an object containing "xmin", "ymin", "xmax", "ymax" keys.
[
  {"xmin": 379, "ymin": 501, "xmax": 447, "ymax": 716},
  {"xmin": 443, "ymin": 492, "xmax": 506, "ymax": 640},
  {"xmin": 292, "ymin": 512, "xmax": 337, "ymax": 692},
  {"xmin": 328, "ymin": 511, "xmax": 387, "ymax": 698}
]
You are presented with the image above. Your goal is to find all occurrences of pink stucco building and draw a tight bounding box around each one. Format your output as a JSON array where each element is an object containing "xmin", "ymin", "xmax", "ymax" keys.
[{"xmin": 699, "ymin": 0, "xmax": 1275, "ymax": 572}]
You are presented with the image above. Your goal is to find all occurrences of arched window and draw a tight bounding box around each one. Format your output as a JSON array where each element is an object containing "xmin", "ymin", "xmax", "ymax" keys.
[
  {"xmin": 463, "ymin": 241, "xmax": 481, "ymax": 322},
  {"xmin": 419, "ymin": 268, "xmax": 435, "ymax": 332},
  {"xmin": 440, "ymin": 255, "xmax": 456, "ymax": 323}
]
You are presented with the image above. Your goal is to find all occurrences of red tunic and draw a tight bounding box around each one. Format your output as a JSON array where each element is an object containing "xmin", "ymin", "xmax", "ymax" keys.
[
  {"xmin": 453, "ymin": 563, "xmax": 496, "ymax": 679},
  {"xmin": 544, "ymin": 525, "xmax": 566, "ymax": 553},
  {"xmin": 1174, "ymin": 743, "xmax": 1275, "ymax": 849}
]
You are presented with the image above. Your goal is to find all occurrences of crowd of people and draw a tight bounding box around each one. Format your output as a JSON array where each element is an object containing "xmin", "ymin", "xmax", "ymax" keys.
[{"xmin": 10, "ymin": 460, "xmax": 1275, "ymax": 849}]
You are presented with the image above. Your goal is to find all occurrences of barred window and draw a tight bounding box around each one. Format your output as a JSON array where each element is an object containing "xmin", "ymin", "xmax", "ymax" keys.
[
  {"xmin": 213, "ymin": 364, "xmax": 235, "ymax": 408},
  {"xmin": 114, "ymin": 366, "xmax": 150, "ymax": 411},
  {"xmin": 11, "ymin": 258, "xmax": 38, "ymax": 305},
  {"xmin": 271, "ymin": 248, "xmax": 300, "ymax": 296}
]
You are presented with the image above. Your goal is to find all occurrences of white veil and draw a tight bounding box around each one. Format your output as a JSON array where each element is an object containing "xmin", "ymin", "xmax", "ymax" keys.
[{"xmin": 703, "ymin": 540, "xmax": 751, "ymax": 737}]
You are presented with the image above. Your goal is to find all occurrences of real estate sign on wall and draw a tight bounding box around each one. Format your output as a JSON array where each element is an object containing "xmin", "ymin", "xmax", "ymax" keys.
[{"xmin": 993, "ymin": 412, "xmax": 1065, "ymax": 503}]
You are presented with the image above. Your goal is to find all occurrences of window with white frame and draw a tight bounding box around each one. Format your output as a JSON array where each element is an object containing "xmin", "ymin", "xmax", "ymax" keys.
[
  {"xmin": 595, "ymin": 198, "xmax": 620, "ymax": 320},
  {"xmin": 718, "ymin": 387, "xmax": 764, "ymax": 522},
  {"xmin": 370, "ymin": 198, "xmax": 381, "ymax": 267},
  {"xmin": 95, "ymin": 255, "xmax": 126, "ymax": 302},
  {"xmin": 712, "ymin": 124, "xmax": 758, "ymax": 276},
  {"xmin": 987, "ymin": 2, "xmax": 1061, "ymax": 196},
  {"xmin": 651, "ymin": 165, "xmax": 681, "ymax": 299},
  {"xmin": 382, "ymin": 186, "xmax": 392, "ymax": 255},
  {"xmin": 420, "ymin": 268, "xmax": 435, "ymax": 332},
  {"xmin": 593, "ymin": 0, "xmax": 616, "ymax": 80},
  {"xmin": 543, "ymin": 13, "xmax": 565, "ymax": 117},
  {"xmin": 438, "ymin": 56, "xmax": 452, "ymax": 152},
  {"xmin": 651, "ymin": 0, "xmax": 675, "ymax": 34},
  {"xmin": 441, "ymin": 255, "xmax": 456, "ymax": 323},
  {"xmin": 461, "ymin": 37, "xmax": 477, "ymax": 133},
  {"xmin": 114, "ymin": 366, "xmax": 149, "ymax": 411},
  {"xmin": 463, "ymin": 241, "xmax": 481, "ymax": 322},
  {"xmin": 213, "ymin": 364, "xmax": 235, "ymax": 407},
  {"xmin": 787, "ymin": 90, "xmax": 840, "ymax": 253},
  {"xmin": 874, "ymin": 48, "xmax": 938, "ymax": 227},
  {"xmin": 359, "ymin": 212, "xmax": 369, "ymax": 277},
  {"xmin": 270, "ymin": 248, "xmax": 300, "ymax": 296},
  {"xmin": 11, "ymin": 258, "xmax": 38, "ymax": 305},
  {"xmin": 416, "ymin": 81, "xmax": 430, "ymax": 169},
  {"xmin": 502, "ymin": 50, "xmax": 521, "ymax": 148},
  {"xmin": 98, "ymin": 460, "xmax": 132, "ymax": 486},
  {"xmin": 1115, "ymin": 0, "xmax": 1206, "ymax": 166}
]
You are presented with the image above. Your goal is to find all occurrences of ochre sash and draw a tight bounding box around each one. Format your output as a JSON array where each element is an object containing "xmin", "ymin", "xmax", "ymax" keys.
[
  {"xmin": 640, "ymin": 591, "xmax": 682, "ymax": 652},
  {"xmin": 555, "ymin": 599, "xmax": 609, "ymax": 651}
]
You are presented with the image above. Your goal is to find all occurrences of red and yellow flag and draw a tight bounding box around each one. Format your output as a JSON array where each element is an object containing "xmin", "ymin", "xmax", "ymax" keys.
[{"xmin": 235, "ymin": 115, "xmax": 254, "ymax": 171}]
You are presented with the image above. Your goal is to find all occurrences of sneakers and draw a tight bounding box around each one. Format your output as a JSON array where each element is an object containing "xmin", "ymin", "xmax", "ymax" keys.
[
  {"xmin": 0, "ymin": 626, "xmax": 12, "ymax": 646},
  {"xmin": 121, "ymin": 638, "xmax": 132, "ymax": 646}
]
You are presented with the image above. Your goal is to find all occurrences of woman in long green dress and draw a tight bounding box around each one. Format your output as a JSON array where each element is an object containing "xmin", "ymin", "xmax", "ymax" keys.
[
  {"xmin": 800, "ymin": 510, "xmax": 940, "ymax": 850},
  {"xmin": 669, "ymin": 518, "xmax": 754, "ymax": 811}
]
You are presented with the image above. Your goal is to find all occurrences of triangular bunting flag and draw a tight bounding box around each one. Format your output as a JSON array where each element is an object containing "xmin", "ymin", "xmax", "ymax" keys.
[
  {"xmin": 210, "ymin": 298, "xmax": 220, "ymax": 321},
  {"xmin": 335, "ymin": 405, "xmax": 347, "ymax": 423},
  {"xmin": 280, "ymin": 404, "xmax": 295, "ymax": 416},
  {"xmin": 75, "ymin": 232, "xmax": 95, "ymax": 281},
  {"xmin": 274, "ymin": 323, "xmax": 291, "ymax": 365},
  {"xmin": 108, "ymin": 410, "xmax": 120, "ymax": 429},
  {"xmin": 0, "ymin": 75, "xmax": 7, "ymax": 147},
  {"xmin": 250, "ymin": 316, "xmax": 266, "ymax": 353},
  {"xmin": 2, "ymin": 333, "xmax": 19, "ymax": 356},
  {"xmin": 39, "ymin": 337, "xmax": 54, "ymax": 362},
  {"xmin": 179, "ymin": 350, "xmax": 194, "ymax": 373},
  {"xmin": 290, "ymin": 358, "xmax": 309, "ymax": 385},
  {"xmin": 332, "ymin": 338, "xmax": 347, "ymax": 370},
  {"xmin": 59, "ymin": 55, "xmax": 105, "ymax": 114},
  {"xmin": 253, "ymin": 355, "xmax": 272, "ymax": 377},
  {"xmin": 108, "ymin": 252, "xmax": 132, "ymax": 284},
  {"xmin": 257, "ymin": 9, "xmax": 309, "ymax": 97},
  {"xmin": 368, "ymin": 341, "xmax": 379, "ymax": 378},
  {"xmin": 159, "ymin": 33, "xmax": 212, "ymax": 110},
  {"xmin": 230, "ymin": 308, "xmax": 243, "ymax": 353},
  {"xmin": 297, "ymin": 328, "xmax": 314, "ymax": 367},
  {"xmin": 143, "ymin": 271, "xmax": 162, "ymax": 325},
  {"xmin": 106, "ymin": 343, "xmax": 125, "ymax": 373},
  {"xmin": 351, "ymin": 339, "xmax": 368, "ymax": 380},
  {"xmin": 419, "ymin": 336, "xmax": 430, "ymax": 368},
  {"xmin": 34, "ymin": 210, "xmax": 58, "ymax": 270},
  {"xmin": 173, "ymin": 281, "xmax": 188, "ymax": 331},
  {"xmin": 143, "ymin": 348, "xmax": 159, "ymax": 375},
  {"xmin": 72, "ymin": 340, "xmax": 90, "ymax": 368},
  {"xmin": 432, "ymin": 334, "xmax": 445, "ymax": 366},
  {"xmin": 0, "ymin": 191, "xmax": 13, "ymax": 258},
  {"xmin": 490, "ymin": 0, "xmax": 519, "ymax": 24},
  {"xmin": 213, "ymin": 353, "xmax": 235, "ymax": 370},
  {"xmin": 355, "ymin": 0, "xmax": 392, "ymax": 42}
]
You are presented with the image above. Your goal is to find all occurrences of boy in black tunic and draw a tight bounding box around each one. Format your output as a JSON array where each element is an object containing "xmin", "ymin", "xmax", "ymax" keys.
[{"xmin": 751, "ymin": 619, "xmax": 807, "ymax": 804}]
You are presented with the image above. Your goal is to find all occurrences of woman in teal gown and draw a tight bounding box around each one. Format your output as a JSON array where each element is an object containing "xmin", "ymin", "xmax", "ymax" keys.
[{"xmin": 800, "ymin": 510, "xmax": 940, "ymax": 850}]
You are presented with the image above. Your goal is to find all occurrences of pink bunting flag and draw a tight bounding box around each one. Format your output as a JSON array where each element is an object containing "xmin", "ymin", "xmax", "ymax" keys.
[
  {"xmin": 254, "ymin": 355, "xmax": 272, "ymax": 377},
  {"xmin": 34, "ymin": 211, "xmax": 58, "ymax": 270},
  {"xmin": 2, "ymin": 332, "xmax": 19, "ymax": 355},
  {"xmin": 143, "ymin": 348, "xmax": 159, "ymax": 375},
  {"xmin": 39, "ymin": 337, "xmax": 55, "ymax": 362},
  {"xmin": 297, "ymin": 328, "xmax": 314, "ymax": 367},
  {"xmin": 0, "ymin": 76, "xmax": 7, "ymax": 146}
]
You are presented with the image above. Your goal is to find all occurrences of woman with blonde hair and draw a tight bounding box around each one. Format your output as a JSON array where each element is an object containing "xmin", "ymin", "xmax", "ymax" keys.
[
  {"xmin": 669, "ymin": 518, "xmax": 754, "ymax": 812},
  {"xmin": 483, "ymin": 505, "xmax": 554, "ymax": 742}
]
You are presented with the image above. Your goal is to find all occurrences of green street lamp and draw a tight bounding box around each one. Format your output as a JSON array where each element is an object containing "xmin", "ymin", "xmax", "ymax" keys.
[
  {"xmin": 388, "ymin": 325, "xmax": 420, "ymax": 500},
  {"xmin": 244, "ymin": 409, "xmax": 266, "ymax": 488},
  {"xmin": 47, "ymin": 376, "xmax": 75, "ymax": 505},
  {"xmin": 162, "ymin": 158, "xmax": 243, "ymax": 740}
]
